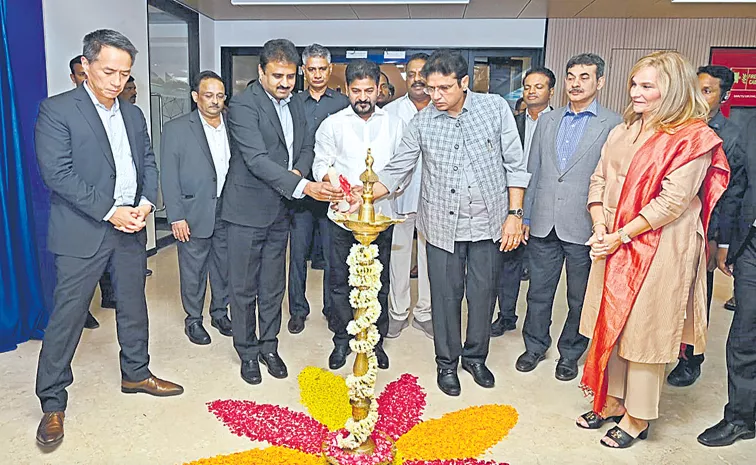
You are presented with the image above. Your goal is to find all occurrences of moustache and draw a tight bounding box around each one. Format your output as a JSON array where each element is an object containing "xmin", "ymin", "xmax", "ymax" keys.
[
  {"xmin": 411, "ymin": 82, "xmax": 426, "ymax": 88},
  {"xmin": 355, "ymin": 101, "xmax": 370, "ymax": 106}
]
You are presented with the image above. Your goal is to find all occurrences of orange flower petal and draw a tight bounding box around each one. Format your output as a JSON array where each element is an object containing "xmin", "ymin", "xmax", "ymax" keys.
[
  {"xmin": 395, "ymin": 405, "xmax": 518, "ymax": 461},
  {"xmin": 181, "ymin": 446, "xmax": 325, "ymax": 465}
]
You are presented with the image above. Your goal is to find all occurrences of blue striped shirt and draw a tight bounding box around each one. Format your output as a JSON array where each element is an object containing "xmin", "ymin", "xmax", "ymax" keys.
[{"xmin": 556, "ymin": 100, "xmax": 598, "ymax": 171}]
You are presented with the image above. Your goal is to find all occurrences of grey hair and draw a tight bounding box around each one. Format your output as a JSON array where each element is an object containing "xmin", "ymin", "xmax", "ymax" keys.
[
  {"xmin": 565, "ymin": 53, "xmax": 605, "ymax": 79},
  {"xmin": 82, "ymin": 29, "xmax": 138, "ymax": 65},
  {"xmin": 302, "ymin": 44, "xmax": 331, "ymax": 65}
]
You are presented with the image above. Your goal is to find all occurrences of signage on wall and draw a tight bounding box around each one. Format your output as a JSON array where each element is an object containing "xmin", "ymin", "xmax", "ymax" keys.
[{"xmin": 710, "ymin": 47, "xmax": 756, "ymax": 117}]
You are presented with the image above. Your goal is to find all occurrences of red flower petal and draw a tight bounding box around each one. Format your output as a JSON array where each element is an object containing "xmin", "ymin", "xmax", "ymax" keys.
[
  {"xmin": 375, "ymin": 374, "xmax": 426, "ymax": 440},
  {"xmin": 207, "ymin": 400, "xmax": 328, "ymax": 455}
]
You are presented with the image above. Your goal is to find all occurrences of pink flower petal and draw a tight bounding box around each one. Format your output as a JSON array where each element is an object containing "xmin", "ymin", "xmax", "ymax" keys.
[
  {"xmin": 375, "ymin": 374, "xmax": 427, "ymax": 440},
  {"xmin": 207, "ymin": 399, "xmax": 328, "ymax": 455}
]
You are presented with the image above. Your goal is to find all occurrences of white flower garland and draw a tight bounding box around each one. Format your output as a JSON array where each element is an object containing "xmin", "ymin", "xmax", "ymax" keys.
[{"xmin": 338, "ymin": 243, "xmax": 383, "ymax": 450}]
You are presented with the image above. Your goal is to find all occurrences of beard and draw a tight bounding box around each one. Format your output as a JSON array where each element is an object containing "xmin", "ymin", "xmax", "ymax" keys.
[{"xmin": 352, "ymin": 100, "xmax": 375, "ymax": 116}]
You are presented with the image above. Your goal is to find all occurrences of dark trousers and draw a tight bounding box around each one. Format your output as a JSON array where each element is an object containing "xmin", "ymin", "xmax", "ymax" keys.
[
  {"xmin": 288, "ymin": 199, "xmax": 331, "ymax": 318},
  {"xmin": 426, "ymin": 240, "xmax": 501, "ymax": 370},
  {"xmin": 177, "ymin": 202, "xmax": 229, "ymax": 325},
  {"xmin": 98, "ymin": 270, "xmax": 115, "ymax": 304},
  {"xmin": 491, "ymin": 245, "xmax": 525, "ymax": 325},
  {"xmin": 523, "ymin": 229, "xmax": 590, "ymax": 360},
  {"xmin": 36, "ymin": 228, "xmax": 151, "ymax": 412},
  {"xmin": 328, "ymin": 221, "xmax": 392, "ymax": 348},
  {"xmin": 227, "ymin": 213, "xmax": 289, "ymax": 361},
  {"xmin": 679, "ymin": 270, "xmax": 716, "ymax": 366},
  {"xmin": 725, "ymin": 234, "xmax": 756, "ymax": 427}
]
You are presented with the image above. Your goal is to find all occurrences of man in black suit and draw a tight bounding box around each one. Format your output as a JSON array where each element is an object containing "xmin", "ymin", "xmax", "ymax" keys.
[
  {"xmin": 490, "ymin": 67, "xmax": 555, "ymax": 337},
  {"xmin": 161, "ymin": 71, "xmax": 233, "ymax": 345},
  {"xmin": 668, "ymin": 65, "xmax": 744, "ymax": 387},
  {"xmin": 699, "ymin": 115, "xmax": 756, "ymax": 447},
  {"xmin": 34, "ymin": 30, "xmax": 183, "ymax": 448},
  {"xmin": 222, "ymin": 39, "xmax": 346, "ymax": 385}
]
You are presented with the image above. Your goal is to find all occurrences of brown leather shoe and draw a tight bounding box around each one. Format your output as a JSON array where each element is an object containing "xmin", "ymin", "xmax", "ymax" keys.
[
  {"xmin": 121, "ymin": 375, "xmax": 184, "ymax": 397},
  {"xmin": 36, "ymin": 411, "xmax": 64, "ymax": 447}
]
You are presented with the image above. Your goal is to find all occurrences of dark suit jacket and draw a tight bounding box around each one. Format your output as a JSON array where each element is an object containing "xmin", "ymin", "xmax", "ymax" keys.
[
  {"xmin": 706, "ymin": 111, "xmax": 744, "ymax": 242},
  {"xmin": 221, "ymin": 81, "xmax": 314, "ymax": 228},
  {"xmin": 515, "ymin": 112, "xmax": 526, "ymax": 146},
  {"xmin": 34, "ymin": 85, "xmax": 157, "ymax": 258},
  {"xmin": 160, "ymin": 110, "xmax": 227, "ymax": 238},
  {"xmin": 720, "ymin": 115, "xmax": 756, "ymax": 263}
]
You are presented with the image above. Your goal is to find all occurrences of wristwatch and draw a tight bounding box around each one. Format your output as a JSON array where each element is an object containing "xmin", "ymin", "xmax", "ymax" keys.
[
  {"xmin": 508, "ymin": 208, "xmax": 524, "ymax": 219},
  {"xmin": 618, "ymin": 228, "xmax": 632, "ymax": 244}
]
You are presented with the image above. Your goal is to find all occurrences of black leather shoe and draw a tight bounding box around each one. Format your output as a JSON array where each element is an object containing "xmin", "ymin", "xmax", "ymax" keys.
[
  {"xmin": 698, "ymin": 419, "xmax": 755, "ymax": 447},
  {"xmin": 100, "ymin": 299, "xmax": 116, "ymax": 309},
  {"xmin": 516, "ymin": 351, "xmax": 545, "ymax": 372},
  {"xmin": 461, "ymin": 360, "xmax": 495, "ymax": 388},
  {"xmin": 211, "ymin": 315, "xmax": 233, "ymax": 337},
  {"xmin": 490, "ymin": 314, "xmax": 516, "ymax": 337},
  {"xmin": 329, "ymin": 345, "xmax": 351, "ymax": 370},
  {"xmin": 84, "ymin": 312, "xmax": 100, "ymax": 329},
  {"xmin": 258, "ymin": 352, "xmax": 288, "ymax": 379},
  {"xmin": 437, "ymin": 368, "xmax": 461, "ymax": 396},
  {"xmin": 375, "ymin": 345, "xmax": 389, "ymax": 370},
  {"xmin": 724, "ymin": 297, "xmax": 737, "ymax": 311},
  {"xmin": 185, "ymin": 321, "xmax": 211, "ymax": 345},
  {"xmin": 667, "ymin": 358, "xmax": 701, "ymax": 387},
  {"xmin": 287, "ymin": 314, "xmax": 306, "ymax": 334},
  {"xmin": 240, "ymin": 359, "xmax": 262, "ymax": 385},
  {"xmin": 555, "ymin": 358, "xmax": 579, "ymax": 381}
]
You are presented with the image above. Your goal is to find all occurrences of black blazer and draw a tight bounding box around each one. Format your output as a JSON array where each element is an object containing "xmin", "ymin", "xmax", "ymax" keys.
[
  {"xmin": 34, "ymin": 85, "xmax": 157, "ymax": 258},
  {"xmin": 720, "ymin": 115, "xmax": 756, "ymax": 263},
  {"xmin": 221, "ymin": 81, "xmax": 314, "ymax": 228},
  {"xmin": 160, "ymin": 110, "xmax": 226, "ymax": 238},
  {"xmin": 515, "ymin": 112, "xmax": 526, "ymax": 146}
]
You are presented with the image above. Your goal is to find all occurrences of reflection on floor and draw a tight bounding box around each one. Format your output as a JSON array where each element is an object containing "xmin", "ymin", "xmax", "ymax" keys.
[{"xmin": 1, "ymin": 244, "xmax": 754, "ymax": 465}]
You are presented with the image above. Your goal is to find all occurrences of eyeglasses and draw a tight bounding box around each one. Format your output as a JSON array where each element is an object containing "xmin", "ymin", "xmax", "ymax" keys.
[
  {"xmin": 202, "ymin": 93, "xmax": 227, "ymax": 101},
  {"xmin": 423, "ymin": 82, "xmax": 459, "ymax": 95}
]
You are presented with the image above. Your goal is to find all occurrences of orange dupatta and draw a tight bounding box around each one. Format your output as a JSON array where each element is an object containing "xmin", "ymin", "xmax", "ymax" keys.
[{"xmin": 579, "ymin": 120, "xmax": 730, "ymax": 414}]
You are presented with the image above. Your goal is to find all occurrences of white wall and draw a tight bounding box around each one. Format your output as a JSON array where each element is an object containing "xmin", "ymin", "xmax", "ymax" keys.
[
  {"xmin": 41, "ymin": 0, "xmax": 150, "ymax": 123},
  {"xmin": 200, "ymin": 13, "xmax": 217, "ymax": 72},
  {"xmin": 213, "ymin": 18, "xmax": 547, "ymax": 71}
]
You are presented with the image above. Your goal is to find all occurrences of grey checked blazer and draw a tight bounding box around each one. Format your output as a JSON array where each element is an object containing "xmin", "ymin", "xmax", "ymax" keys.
[
  {"xmin": 381, "ymin": 91, "xmax": 530, "ymax": 253},
  {"xmin": 523, "ymin": 102, "xmax": 622, "ymax": 245}
]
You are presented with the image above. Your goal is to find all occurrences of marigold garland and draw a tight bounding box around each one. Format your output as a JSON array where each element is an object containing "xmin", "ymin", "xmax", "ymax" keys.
[
  {"xmin": 396, "ymin": 405, "xmax": 518, "ymax": 461},
  {"xmin": 182, "ymin": 446, "xmax": 326, "ymax": 465},
  {"xmin": 298, "ymin": 366, "xmax": 352, "ymax": 431}
]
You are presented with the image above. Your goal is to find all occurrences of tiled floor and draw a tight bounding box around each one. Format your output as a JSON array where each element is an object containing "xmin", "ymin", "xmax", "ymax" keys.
[{"xmin": 1, "ymin": 244, "xmax": 754, "ymax": 465}]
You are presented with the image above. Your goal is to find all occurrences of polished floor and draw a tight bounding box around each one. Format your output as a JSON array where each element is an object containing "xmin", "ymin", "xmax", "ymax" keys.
[{"xmin": 1, "ymin": 244, "xmax": 754, "ymax": 465}]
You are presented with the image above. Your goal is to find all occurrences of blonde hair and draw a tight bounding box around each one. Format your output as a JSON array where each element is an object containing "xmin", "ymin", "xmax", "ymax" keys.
[{"xmin": 622, "ymin": 50, "xmax": 709, "ymax": 133}]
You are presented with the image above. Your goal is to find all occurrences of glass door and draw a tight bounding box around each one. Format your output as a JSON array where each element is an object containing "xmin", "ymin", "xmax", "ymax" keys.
[
  {"xmin": 147, "ymin": 0, "xmax": 199, "ymax": 249},
  {"xmin": 468, "ymin": 49, "xmax": 543, "ymax": 110}
]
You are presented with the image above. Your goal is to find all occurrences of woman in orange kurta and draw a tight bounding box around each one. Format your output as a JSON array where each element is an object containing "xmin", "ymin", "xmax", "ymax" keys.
[{"xmin": 575, "ymin": 51, "xmax": 729, "ymax": 448}]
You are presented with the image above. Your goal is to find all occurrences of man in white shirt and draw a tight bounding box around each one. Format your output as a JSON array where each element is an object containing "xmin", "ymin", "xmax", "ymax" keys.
[
  {"xmin": 491, "ymin": 67, "xmax": 554, "ymax": 338},
  {"xmin": 160, "ymin": 71, "xmax": 233, "ymax": 345},
  {"xmin": 312, "ymin": 59, "xmax": 405, "ymax": 371},
  {"xmin": 383, "ymin": 53, "xmax": 434, "ymax": 340}
]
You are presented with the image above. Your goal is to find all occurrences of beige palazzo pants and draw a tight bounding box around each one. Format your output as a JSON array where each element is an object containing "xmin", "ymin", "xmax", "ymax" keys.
[{"xmin": 606, "ymin": 347, "xmax": 665, "ymax": 420}]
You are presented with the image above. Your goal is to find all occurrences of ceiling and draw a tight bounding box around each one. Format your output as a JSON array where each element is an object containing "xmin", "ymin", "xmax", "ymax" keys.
[{"xmin": 174, "ymin": 0, "xmax": 756, "ymax": 20}]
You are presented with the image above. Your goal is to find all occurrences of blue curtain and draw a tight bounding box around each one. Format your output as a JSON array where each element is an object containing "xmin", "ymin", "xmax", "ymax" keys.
[{"xmin": 0, "ymin": 0, "xmax": 49, "ymax": 352}]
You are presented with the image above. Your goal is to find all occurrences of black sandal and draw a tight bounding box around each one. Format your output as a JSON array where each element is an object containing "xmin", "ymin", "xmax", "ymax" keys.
[
  {"xmin": 576, "ymin": 410, "xmax": 624, "ymax": 430},
  {"xmin": 601, "ymin": 425, "xmax": 649, "ymax": 448}
]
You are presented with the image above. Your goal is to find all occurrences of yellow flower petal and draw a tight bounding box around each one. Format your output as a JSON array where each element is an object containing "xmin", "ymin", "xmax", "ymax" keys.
[
  {"xmin": 181, "ymin": 446, "xmax": 325, "ymax": 465},
  {"xmin": 396, "ymin": 405, "xmax": 518, "ymax": 460},
  {"xmin": 298, "ymin": 366, "xmax": 352, "ymax": 431}
]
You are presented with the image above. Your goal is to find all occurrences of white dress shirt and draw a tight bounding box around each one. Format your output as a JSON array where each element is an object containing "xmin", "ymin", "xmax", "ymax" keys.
[
  {"xmin": 264, "ymin": 90, "xmax": 308, "ymax": 198},
  {"xmin": 523, "ymin": 105, "xmax": 551, "ymax": 163},
  {"xmin": 312, "ymin": 105, "xmax": 405, "ymax": 229},
  {"xmin": 83, "ymin": 82, "xmax": 151, "ymax": 220},
  {"xmin": 198, "ymin": 112, "xmax": 231, "ymax": 197},
  {"xmin": 383, "ymin": 94, "xmax": 425, "ymax": 215}
]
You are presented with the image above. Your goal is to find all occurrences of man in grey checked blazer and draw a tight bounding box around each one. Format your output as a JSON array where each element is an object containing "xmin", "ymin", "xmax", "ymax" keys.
[
  {"xmin": 518, "ymin": 53, "xmax": 622, "ymax": 381},
  {"xmin": 375, "ymin": 50, "xmax": 530, "ymax": 397}
]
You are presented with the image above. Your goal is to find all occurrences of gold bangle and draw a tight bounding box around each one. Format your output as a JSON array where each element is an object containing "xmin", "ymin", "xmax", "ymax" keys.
[{"xmin": 591, "ymin": 222, "xmax": 606, "ymax": 233}]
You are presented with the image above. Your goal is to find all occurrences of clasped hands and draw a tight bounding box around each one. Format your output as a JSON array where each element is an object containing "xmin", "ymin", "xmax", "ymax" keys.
[
  {"xmin": 304, "ymin": 181, "xmax": 362, "ymax": 214},
  {"xmin": 586, "ymin": 224, "xmax": 621, "ymax": 261},
  {"xmin": 108, "ymin": 205, "xmax": 151, "ymax": 234}
]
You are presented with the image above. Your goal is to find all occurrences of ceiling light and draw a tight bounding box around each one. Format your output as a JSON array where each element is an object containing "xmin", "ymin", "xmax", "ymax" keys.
[{"xmin": 231, "ymin": 0, "xmax": 470, "ymax": 5}]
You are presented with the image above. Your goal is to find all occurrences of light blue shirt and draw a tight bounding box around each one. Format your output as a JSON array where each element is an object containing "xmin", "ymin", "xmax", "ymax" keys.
[
  {"xmin": 83, "ymin": 81, "xmax": 152, "ymax": 220},
  {"xmin": 555, "ymin": 99, "xmax": 597, "ymax": 172},
  {"xmin": 265, "ymin": 90, "xmax": 308, "ymax": 199}
]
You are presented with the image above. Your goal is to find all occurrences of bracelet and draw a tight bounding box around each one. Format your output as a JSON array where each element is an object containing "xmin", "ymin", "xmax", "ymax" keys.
[{"xmin": 591, "ymin": 222, "xmax": 607, "ymax": 233}]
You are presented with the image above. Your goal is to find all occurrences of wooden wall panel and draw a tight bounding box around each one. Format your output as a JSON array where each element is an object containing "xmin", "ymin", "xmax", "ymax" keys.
[{"xmin": 545, "ymin": 18, "xmax": 756, "ymax": 111}]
